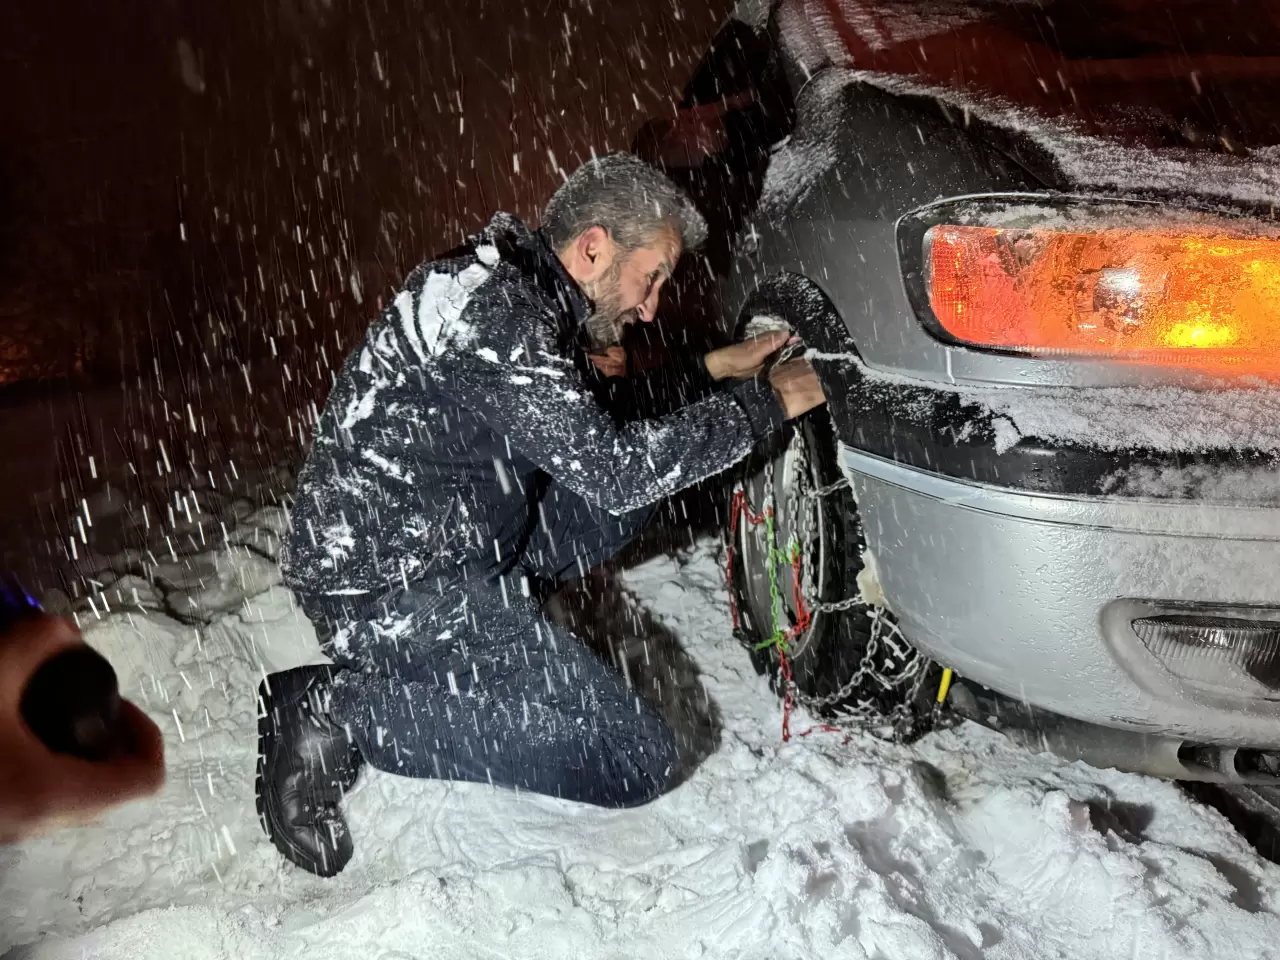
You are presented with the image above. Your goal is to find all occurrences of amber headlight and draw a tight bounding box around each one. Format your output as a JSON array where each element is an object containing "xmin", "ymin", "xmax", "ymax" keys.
[{"xmin": 909, "ymin": 198, "xmax": 1280, "ymax": 376}]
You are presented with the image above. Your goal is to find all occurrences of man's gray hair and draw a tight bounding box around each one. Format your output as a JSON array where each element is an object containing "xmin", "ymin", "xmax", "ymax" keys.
[{"xmin": 541, "ymin": 153, "xmax": 708, "ymax": 255}]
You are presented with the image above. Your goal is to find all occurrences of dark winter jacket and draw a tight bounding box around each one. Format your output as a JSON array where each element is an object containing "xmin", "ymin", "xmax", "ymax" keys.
[{"xmin": 281, "ymin": 213, "xmax": 785, "ymax": 598}]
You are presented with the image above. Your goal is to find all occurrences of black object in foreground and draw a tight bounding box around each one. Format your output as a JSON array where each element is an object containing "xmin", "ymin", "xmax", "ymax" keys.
[
  {"xmin": 1, "ymin": 576, "xmax": 126, "ymax": 762},
  {"xmin": 21, "ymin": 646, "xmax": 124, "ymax": 762}
]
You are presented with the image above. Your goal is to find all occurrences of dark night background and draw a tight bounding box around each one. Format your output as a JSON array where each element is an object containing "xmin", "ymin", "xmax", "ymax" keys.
[{"xmin": 0, "ymin": 0, "xmax": 735, "ymax": 587}]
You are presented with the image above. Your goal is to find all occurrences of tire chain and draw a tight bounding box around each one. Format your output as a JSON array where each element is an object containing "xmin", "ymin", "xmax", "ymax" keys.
[
  {"xmin": 806, "ymin": 477, "xmax": 852, "ymax": 499},
  {"xmin": 791, "ymin": 610, "xmax": 929, "ymax": 712},
  {"xmin": 751, "ymin": 425, "xmax": 932, "ymax": 737}
]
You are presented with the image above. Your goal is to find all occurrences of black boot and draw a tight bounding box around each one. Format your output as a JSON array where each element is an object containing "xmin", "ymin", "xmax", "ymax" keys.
[{"xmin": 255, "ymin": 665, "xmax": 364, "ymax": 877}]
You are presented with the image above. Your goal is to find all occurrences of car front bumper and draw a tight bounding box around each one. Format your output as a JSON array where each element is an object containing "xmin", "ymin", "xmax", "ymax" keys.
[{"xmin": 841, "ymin": 443, "xmax": 1280, "ymax": 747}]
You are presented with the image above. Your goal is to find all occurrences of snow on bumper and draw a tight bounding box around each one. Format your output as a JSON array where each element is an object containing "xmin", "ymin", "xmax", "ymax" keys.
[{"xmin": 841, "ymin": 443, "xmax": 1280, "ymax": 746}]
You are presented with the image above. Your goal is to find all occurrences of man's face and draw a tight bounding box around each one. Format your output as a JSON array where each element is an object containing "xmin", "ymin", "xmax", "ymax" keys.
[{"xmin": 581, "ymin": 227, "xmax": 682, "ymax": 349}]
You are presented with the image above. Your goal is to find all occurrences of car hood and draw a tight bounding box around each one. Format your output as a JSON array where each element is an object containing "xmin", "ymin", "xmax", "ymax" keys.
[
  {"xmin": 770, "ymin": 0, "xmax": 1280, "ymax": 209},
  {"xmin": 779, "ymin": 0, "xmax": 1280, "ymax": 151}
]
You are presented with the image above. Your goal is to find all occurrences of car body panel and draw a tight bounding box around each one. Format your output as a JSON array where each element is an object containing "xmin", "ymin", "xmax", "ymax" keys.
[
  {"xmin": 777, "ymin": 0, "xmax": 1280, "ymax": 151},
  {"xmin": 698, "ymin": 1, "xmax": 1280, "ymax": 750},
  {"xmin": 843, "ymin": 443, "xmax": 1280, "ymax": 745}
]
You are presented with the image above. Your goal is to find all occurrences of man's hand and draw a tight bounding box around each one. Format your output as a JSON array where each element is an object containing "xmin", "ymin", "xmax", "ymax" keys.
[
  {"xmin": 770, "ymin": 358, "xmax": 828, "ymax": 419},
  {"xmin": 587, "ymin": 346, "xmax": 628, "ymax": 378},
  {"xmin": 0, "ymin": 616, "xmax": 164, "ymax": 844},
  {"xmin": 704, "ymin": 331, "xmax": 791, "ymax": 381}
]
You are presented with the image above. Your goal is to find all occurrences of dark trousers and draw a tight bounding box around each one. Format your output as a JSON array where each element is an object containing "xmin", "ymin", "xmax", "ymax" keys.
[{"xmin": 299, "ymin": 484, "xmax": 675, "ymax": 807}]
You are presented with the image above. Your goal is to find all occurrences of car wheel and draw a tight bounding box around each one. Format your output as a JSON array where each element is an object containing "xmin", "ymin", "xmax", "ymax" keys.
[{"xmin": 726, "ymin": 394, "xmax": 934, "ymax": 740}]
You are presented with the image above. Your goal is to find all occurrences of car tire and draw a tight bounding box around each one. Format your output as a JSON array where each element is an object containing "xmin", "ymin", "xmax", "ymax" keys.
[
  {"xmin": 727, "ymin": 409, "xmax": 936, "ymax": 742},
  {"xmin": 726, "ymin": 345, "xmax": 935, "ymax": 740}
]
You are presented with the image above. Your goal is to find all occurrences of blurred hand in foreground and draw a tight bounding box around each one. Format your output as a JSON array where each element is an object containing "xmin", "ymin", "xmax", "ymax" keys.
[{"xmin": 0, "ymin": 615, "xmax": 164, "ymax": 844}]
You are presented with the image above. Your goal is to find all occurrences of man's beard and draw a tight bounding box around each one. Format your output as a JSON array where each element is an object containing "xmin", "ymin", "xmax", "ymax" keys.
[
  {"xmin": 585, "ymin": 309, "xmax": 638, "ymax": 350},
  {"xmin": 582, "ymin": 260, "xmax": 637, "ymax": 350}
]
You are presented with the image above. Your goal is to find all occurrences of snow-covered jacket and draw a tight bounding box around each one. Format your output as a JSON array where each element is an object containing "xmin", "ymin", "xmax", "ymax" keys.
[{"xmin": 282, "ymin": 213, "xmax": 785, "ymax": 598}]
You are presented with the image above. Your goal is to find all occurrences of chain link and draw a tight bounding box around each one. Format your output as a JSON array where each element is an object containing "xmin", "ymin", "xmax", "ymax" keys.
[
  {"xmin": 792, "ymin": 460, "xmax": 860, "ymax": 620},
  {"xmin": 791, "ymin": 610, "xmax": 927, "ymax": 711},
  {"xmin": 810, "ymin": 595, "xmax": 868, "ymax": 614},
  {"xmin": 805, "ymin": 477, "xmax": 851, "ymax": 499},
  {"xmin": 737, "ymin": 422, "xmax": 931, "ymax": 738}
]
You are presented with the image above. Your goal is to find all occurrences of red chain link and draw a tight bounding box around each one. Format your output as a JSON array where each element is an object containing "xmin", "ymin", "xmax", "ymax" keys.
[
  {"xmin": 725, "ymin": 488, "xmax": 770, "ymax": 631},
  {"xmin": 726, "ymin": 488, "xmax": 830, "ymax": 742}
]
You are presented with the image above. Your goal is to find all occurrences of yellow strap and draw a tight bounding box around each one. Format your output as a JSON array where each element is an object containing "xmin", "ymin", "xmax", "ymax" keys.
[{"xmin": 936, "ymin": 667, "xmax": 953, "ymax": 704}]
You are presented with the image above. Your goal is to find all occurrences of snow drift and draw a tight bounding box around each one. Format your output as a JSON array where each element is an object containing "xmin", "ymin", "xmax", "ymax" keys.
[{"xmin": 5, "ymin": 506, "xmax": 1280, "ymax": 959}]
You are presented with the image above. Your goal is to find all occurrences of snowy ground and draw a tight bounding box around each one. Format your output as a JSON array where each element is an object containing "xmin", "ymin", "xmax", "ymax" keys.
[{"xmin": 6, "ymin": 520, "xmax": 1280, "ymax": 959}]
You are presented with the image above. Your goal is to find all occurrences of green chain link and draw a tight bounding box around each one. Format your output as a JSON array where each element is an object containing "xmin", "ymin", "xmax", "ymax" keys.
[{"xmin": 752, "ymin": 509, "xmax": 802, "ymax": 655}]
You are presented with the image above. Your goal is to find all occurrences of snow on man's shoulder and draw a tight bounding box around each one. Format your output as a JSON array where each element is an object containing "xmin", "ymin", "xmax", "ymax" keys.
[
  {"xmin": 452, "ymin": 265, "xmax": 562, "ymax": 359},
  {"xmin": 393, "ymin": 257, "xmax": 494, "ymax": 365}
]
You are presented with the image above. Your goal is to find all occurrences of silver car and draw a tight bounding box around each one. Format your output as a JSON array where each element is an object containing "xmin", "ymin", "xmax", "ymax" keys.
[{"xmin": 644, "ymin": 0, "xmax": 1280, "ymax": 789}]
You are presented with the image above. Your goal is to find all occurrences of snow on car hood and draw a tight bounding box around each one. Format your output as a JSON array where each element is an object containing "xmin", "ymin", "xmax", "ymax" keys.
[
  {"xmin": 855, "ymin": 72, "xmax": 1280, "ymax": 208},
  {"xmin": 762, "ymin": 66, "xmax": 1280, "ymax": 217},
  {"xmin": 779, "ymin": 0, "xmax": 1280, "ymax": 149},
  {"xmin": 764, "ymin": 0, "xmax": 1280, "ymax": 214}
]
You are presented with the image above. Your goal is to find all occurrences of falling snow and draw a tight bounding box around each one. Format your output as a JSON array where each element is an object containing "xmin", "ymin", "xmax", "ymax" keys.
[{"xmin": 11, "ymin": 2, "xmax": 1280, "ymax": 958}]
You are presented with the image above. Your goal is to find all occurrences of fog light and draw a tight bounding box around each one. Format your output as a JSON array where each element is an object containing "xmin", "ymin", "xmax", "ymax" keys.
[{"xmin": 1133, "ymin": 615, "xmax": 1280, "ymax": 699}]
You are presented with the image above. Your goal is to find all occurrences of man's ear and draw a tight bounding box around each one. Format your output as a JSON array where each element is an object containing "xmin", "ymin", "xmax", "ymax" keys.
[
  {"xmin": 577, "ymin": 226, "xmax": 612, "ymax": 278},
  {"xmin": 558, "ymin": 225, "xmax": 615, "ymax": 287}
]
